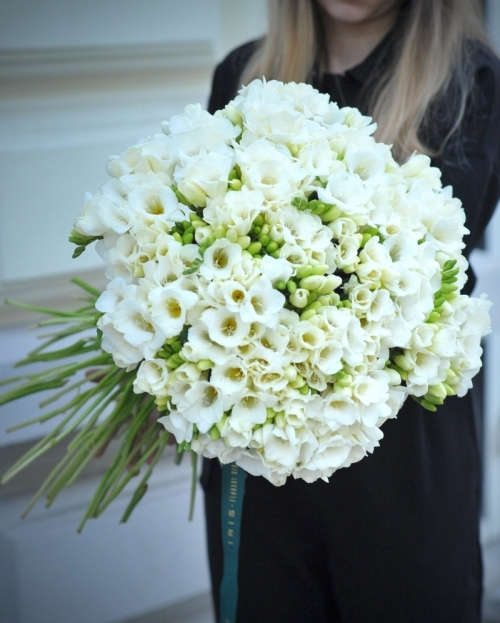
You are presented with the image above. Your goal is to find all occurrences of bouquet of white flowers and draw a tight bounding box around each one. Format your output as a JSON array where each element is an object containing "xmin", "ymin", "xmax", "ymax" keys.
[{"xmin": 1, "ymin": 79, "xmax": 491, "ymax": 527}]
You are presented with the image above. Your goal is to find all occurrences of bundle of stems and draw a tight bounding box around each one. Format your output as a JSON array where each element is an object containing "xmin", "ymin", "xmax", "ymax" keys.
[{"xmin": 0, "ymin": 279, "xmax": 197, "ymax": 532}]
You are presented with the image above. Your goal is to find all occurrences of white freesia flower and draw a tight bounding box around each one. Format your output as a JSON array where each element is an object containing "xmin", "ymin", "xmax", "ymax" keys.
[
  {"xmin": 230, "ymin": 393, "xmax": 268, "ymax": 432},
  {"xmin": 180, "ymin": 380, "xmax": 231, "ymax": 433},
  {"xmin": 133, "ymin": 358, "xmax": 170, "ymax": 397},
  {"xmin": 158, "ymin": 411, "xmax": 193, "ymax": 444},
  {"xmin": 111, "ymin": 298, "xmax": 165, "ymax": 358},
  {"xmin": 174, "ymin": 149, "xmax": 234, "ymax": 207},
  {"xmin": 199, "ymin": 239, "xmax": 243, "ymax": 280},
  {"xmin": 149, "ymin": 286, "xmax": 197, "ymax": 338},
  {"xmin": 239, "ymin": 277, "xmax": 285, "ymax": 326},
  {"xmin": 210, "ymin": 356, "xmax": 248, "ymax": 396},
  {"xmin": 201, "ymin": 307, "xmax": 251, "ymax": 348}
]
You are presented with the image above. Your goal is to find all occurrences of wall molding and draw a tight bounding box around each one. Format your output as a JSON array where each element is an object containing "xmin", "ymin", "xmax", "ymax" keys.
[
  {"xmin": 0, "ymin": 40, "xmax": 215, "ymax": 90},
  {"xmin": 0, "ymin": 267, "xmax": 107, "ymax": 327}
]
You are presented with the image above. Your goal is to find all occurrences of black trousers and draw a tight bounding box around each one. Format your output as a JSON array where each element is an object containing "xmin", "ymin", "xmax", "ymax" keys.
[{"xmin": 202, "ymin": 395, "xmax": 482, "ymax": 623}]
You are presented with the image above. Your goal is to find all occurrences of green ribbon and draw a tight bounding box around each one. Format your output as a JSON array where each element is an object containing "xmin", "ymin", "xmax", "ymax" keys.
[{"xmin": 219, "ymin": 462, "xmax": 246, "ymax": 623}]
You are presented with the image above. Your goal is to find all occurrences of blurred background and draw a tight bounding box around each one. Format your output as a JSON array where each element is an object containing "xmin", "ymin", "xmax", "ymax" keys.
[{"xmin": 0, "ymin": 1, "xmax": 499, "ymax": 622}]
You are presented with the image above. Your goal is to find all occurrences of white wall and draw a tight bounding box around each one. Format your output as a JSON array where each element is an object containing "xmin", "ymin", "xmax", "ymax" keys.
[{"xmin": 0, "ymin": 2, "xmax": 266, "ymax": 622}]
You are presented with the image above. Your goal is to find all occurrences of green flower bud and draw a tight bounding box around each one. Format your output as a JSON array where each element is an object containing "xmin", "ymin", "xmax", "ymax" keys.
[
  {"xmin": 423, "ymin": 393, "xmax": 444, "ymax": 406},
  {"xmin": 296, "ymin": 265, "xmax": 313, "ymax": 279},
  {"xmin": 420, "ymin": 399, "xmax": 438, "ymax": 412},
  {"xmin": 275, "ymin": 411, "xmax": 286, "ymax": 429},
  {"xmin": 428, "ymin": 383, "xmax": 447, "ymax": 400},
  {"xmin": 292, "ymin": 196, "xmax": 308, "ymax": 210},
  {"xmin": 229, "ymin": 179, "xmax": 242, "ymax": 191},
  {"xmin": 260, "ymin": 224, "xmax": 270, "ymax": 235},
  {"xmin": 165, "ymin": 355, "xmax": 180, "ymax": 369},
  {"xmin": 446, "ymin": 368, "xmax": 458, "ymax": 382},
  {"xmin": 385, "ymin": 368, "xmax": 401, "ymax": 385},
  {"xmin": 336, "ymin": 373, "xmax": 352, "ymax": 388},
  {"xmin": 311, "ymin": 201, "xmax": 327, "ymax": 215},
  {"xmin": 389, "ymin": 364, "xmax": 408, "ymax": 381},
  {"xmin": 300, "ymin": 275, "xmax": 325, "ymax": 291},
  {"xmin": 394, "ymin": 354, "xmax": 412, "ymax": 371},
  {"xmin": 270, "ymin": 250, "xmax": 280, "ymax": 258},
  {"xmin": 196, "ymin": 359, "xmax": 213, "ymax": 371},
  {"xmin": 216, "ymin": 414, "xmax": 228, "ymax": 432},
  {"xmin": 426, "ymin": 311, "xmax": 441, "ymax": 323},
  {"xmin": 237, "ymin": 236, "xmax": 251, "ymax": 249},
  {"xmin": 173, "ymin": 232, "xmax": 183, "ymax": 243},
  {"xmin": 258, "ymin": 234, "xmax": 270, "ymax": 247},
  {"xmin": 182, "ymin": 232, "xmax": 194, "ymax": 244},
  {"xmin": 247, "ymin": 241, "xmax": 262, "ymax": 255},
  {"xmin": 321, "ymin": 206, "xmax": 342, "ymax": 222},
  {"xmin": 276, "ymin": 280, "xmax": 287, "ymax": 290},
  {"xmin": 299, "ymin": 384, "xmax": 310, "ymax": 395},
  {"xmin": 361, "ymin": 233, "xmax": 372, "ymax": 247},
  {"xmin": 226, "ymin": 228, "xmax": 238, "ymax": 243},
  {"xmin": 441, "ymin": 282, "xmax": 457, "ymax": 293},
  {"xmin": 253, "ymin": 215, "xmax": 264, "ymax": 227},
  {"xmin": 310, "ymin": 264, "xmax": 329, "ymax": 276},
  {"xmin": 306, "ymin": 292, "xmax": 317, "ymax": 306},
  {"xmin": 266, "ymin": 241, "xmax": 279, "ymax": 253},
  {"xmin": 286, "ymin": 280, "xmax": 297, "ymax": 294},
  {"xmin": 214, "ymin": 226, "xmax": 226, "ymax": 239},
  {"xmin": 318, "ymin": 275, "xmax": 342, "ymax": 294},
  {"xmin": 443, "ymin": 382, "xmax": 455, "ymax": 396},
  {"xmin": 283, "ymin": 366, "xmax": 297, "ymax": 381},
  {"xmin": 332, "ymin": 383, "xmax": 352, "ymax": 397},
  {"xmin": 299, "ymin": 308, "xmax": 317, "ymax": 321},
  {"xmin": 290, "ymin": 374, "xmax": 305, "ymax": 388},
  {"xmin": 209, "ymin": 425, "xmax": 220, "ymax": 440},
  {"xmin": 305, "ymin": 301, "xmax": 322, "ymax": 312},
  {"xmin": 443, "ymin": 268, "xmax": 460, "ymax": 279}
]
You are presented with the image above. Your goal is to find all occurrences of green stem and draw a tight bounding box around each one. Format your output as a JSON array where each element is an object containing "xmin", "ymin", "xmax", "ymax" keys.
[
  {"xmin": 119, "ymin": 431, "xmax": 170, "ymax": 524},
  {"xmin": 70, "ymin": 278, "xmax": 101, "ymax": 298},
  {"xmin": 189, "ymin": 450, "xmax": 198, "ymax": 521}
]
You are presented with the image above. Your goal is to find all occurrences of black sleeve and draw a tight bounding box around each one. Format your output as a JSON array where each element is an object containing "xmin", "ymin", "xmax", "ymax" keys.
[
  {"xmin": 207, "ymin": 40, "xmax": 260, "ymax": 115},
  {"xmin": 437, "ymin": 45, "xmax": 500, "ymax": 258}
]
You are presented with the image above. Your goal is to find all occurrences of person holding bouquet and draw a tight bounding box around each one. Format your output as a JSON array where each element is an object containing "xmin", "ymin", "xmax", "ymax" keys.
[{"xmin": 202, "ymin": 1, "xmax": 500, "ymax": 621}]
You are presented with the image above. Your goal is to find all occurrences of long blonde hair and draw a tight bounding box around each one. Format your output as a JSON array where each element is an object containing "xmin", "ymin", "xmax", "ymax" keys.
[{"xmin": 241, "ymin": 0, "xmax": 489, "ymax": 161}]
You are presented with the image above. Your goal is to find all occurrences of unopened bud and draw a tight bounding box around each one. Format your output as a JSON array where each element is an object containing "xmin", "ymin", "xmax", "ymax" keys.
[{"xmin": 290, "ymin": 288, "xmax": 309, "ymax": 308}]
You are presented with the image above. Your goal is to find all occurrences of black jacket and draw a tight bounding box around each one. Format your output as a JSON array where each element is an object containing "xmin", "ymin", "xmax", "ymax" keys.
[{"xmin": 203, "ymin": 34, "xmax": 500, "ymax": 623}]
